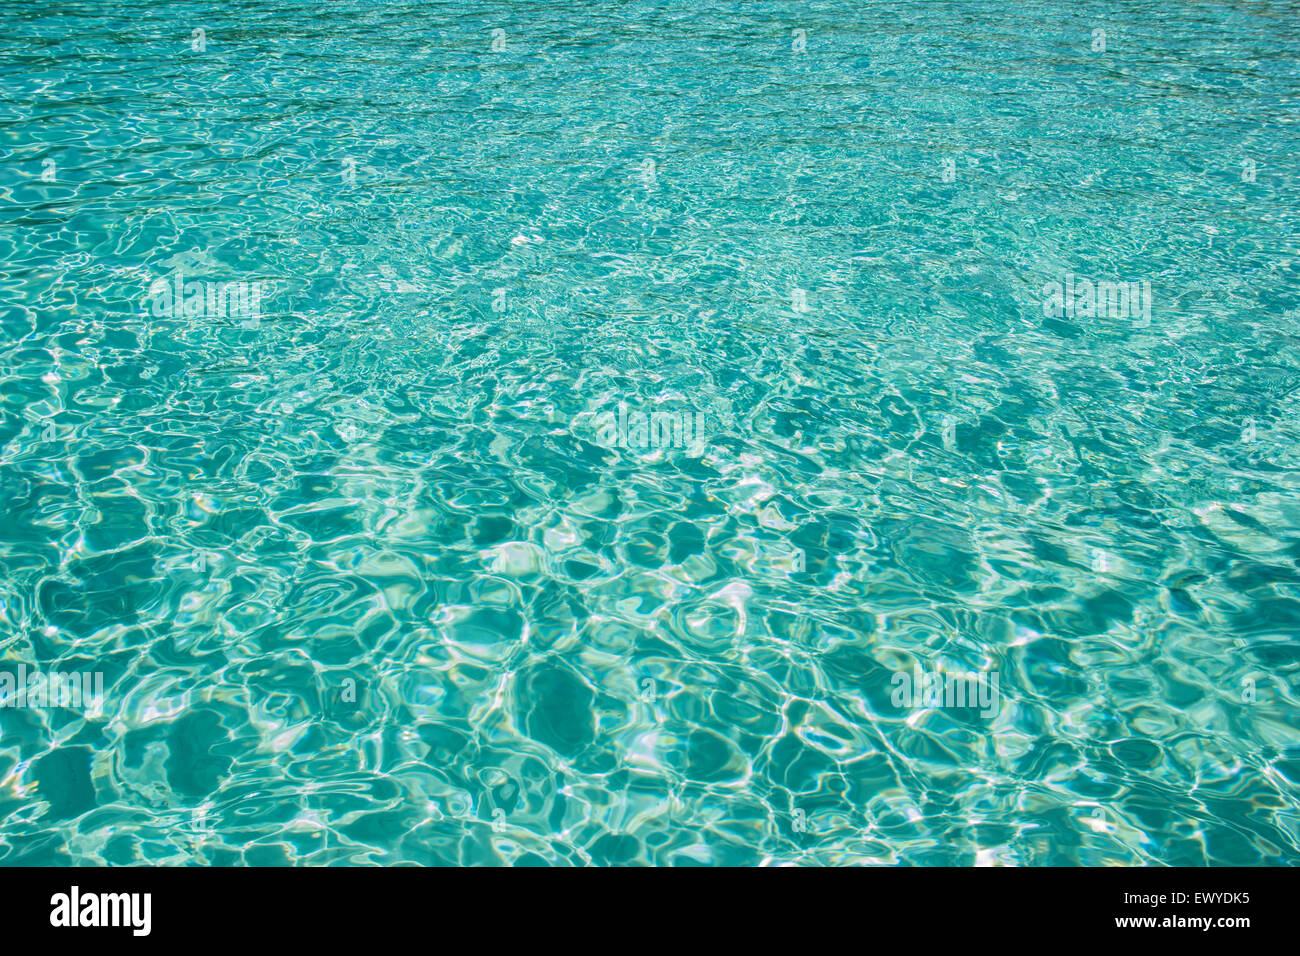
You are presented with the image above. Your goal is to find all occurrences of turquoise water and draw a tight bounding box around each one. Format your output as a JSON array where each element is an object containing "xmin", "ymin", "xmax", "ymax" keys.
[{"xmin": 1, "ymin": 0, "xmax": 1298, "ymax": 866}]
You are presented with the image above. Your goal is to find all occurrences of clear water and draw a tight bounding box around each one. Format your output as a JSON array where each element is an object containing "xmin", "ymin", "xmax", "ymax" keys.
[{"xmin": 1, "ymin": 0, "xmax": 1298, "ymax": 866}]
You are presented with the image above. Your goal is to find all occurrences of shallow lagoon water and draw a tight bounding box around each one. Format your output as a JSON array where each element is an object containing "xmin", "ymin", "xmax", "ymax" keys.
[{"xmin": 0, "ymin": 0, "xmax": 1298, "ymax": 865}]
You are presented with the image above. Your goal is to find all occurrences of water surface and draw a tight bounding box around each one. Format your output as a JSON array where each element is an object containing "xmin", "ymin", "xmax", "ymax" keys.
[{"xmin": 0, "ymin": 0, "xmax": 1298, "ymax": 865}]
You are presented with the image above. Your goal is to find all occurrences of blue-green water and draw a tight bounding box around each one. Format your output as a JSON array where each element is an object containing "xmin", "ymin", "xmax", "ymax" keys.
[{"xmin": 1, "ymin": 0, "xmax": 1297, "ymax": 866}]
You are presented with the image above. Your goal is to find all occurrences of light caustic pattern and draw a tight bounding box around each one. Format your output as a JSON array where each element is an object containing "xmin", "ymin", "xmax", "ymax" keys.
[{"xmin": 0, "ymin": 0, "xmax": 1297, "ymax": 865}]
